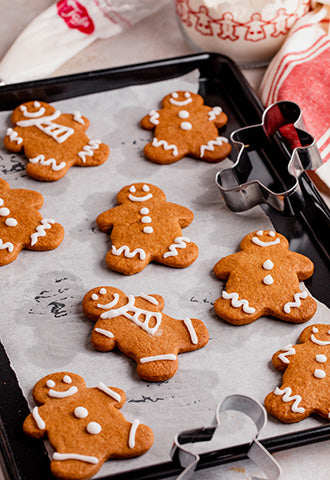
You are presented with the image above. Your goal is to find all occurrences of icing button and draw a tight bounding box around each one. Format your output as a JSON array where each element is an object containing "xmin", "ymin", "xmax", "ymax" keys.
[
  {"xmin": 316, "ymin": 354, "xmax": 327, "ymax": 363},
  {"xmin": 0, "ymin": 207, "xmax": 10, "ymax": 216},
  {"xmin": 143, "ymin": 226, "xmax": 153, "ymax": 234},
  {"xmin": 178, "ymin": 110, "xmax": 189, "ymax": 119},
  {"xmin": 74, "ymin": 406, "xmax": 88, "ymax": 419},
  {"xmin": 314, "ymin": 369, "xmax": 326, "ymax": 379},
  {"xmin": 87, "ymin": 421, "xmax": 102, "ymax": 434},
  {"xmin": 263, "ymin": 274, "xmax": 274, "ymax": 285},
  {"xmin": 180, "ymin": 122, "xmax": 192, "ymax": 131}
]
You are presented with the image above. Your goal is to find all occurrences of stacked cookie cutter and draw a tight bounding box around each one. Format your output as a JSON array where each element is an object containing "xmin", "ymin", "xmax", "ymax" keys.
[
  {"xmin": 171, "ymin": 395, "xmax": 282, "ymax": 479},
  {"xmin": 215, "ymin": 101, "xmax": 323, "ymax": 214}
]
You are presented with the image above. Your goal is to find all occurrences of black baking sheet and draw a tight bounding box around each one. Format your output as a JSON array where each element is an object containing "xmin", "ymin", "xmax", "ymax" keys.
[{"xmin": 0, "ymin": 53, "xmax": 329, "ymax": 480}]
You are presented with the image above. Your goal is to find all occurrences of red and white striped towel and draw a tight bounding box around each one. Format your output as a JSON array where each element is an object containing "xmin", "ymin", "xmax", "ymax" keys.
[{"xmin": 260, "ymin": 4, "xmax": 330, "ymax": 188}]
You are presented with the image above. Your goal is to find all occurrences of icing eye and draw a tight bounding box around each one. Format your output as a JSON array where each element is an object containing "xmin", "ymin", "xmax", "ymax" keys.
[
  {"xmin": 92, "ymin": 294, "xmax": 98, "ymax": 300},
  {"xmin": 268, "ymin": 231, "xmax": 275, "ymax": 237},
  {"xmin": 34, "ymin": 101, "xmax": 41, "ymax": 108},
  {"xmin": 99, "ymin": 288, "xmax": 107, "ymax": 295},
  {"xmin": 172, "ymin": 92, "xmax": 179, "ymax": 98},
  {"xmin": 47, "ymin": 380, "xmax": 55, "ymax": 388},
  {"xmin": 142, "ymin": 185, "xmax": 150, "ymax": 192},
  {"xmin": 129, "ymin": 186, "xmax": 136, "ymax": 193},
  {"xmin": 313, "ymin": 327, "xmax": 319, "ymax": 333},
  {"xmin": 20, "ymin": 105, "xmax": 27, "ymax": 112},
  {"xmin": 256, "ymin": 230, "xmax": 263, "ymax": 236},
  {"xmin": 184, "ymin": 92, "xmax": 191, "ymax": 98},
  {"xmin": 63, "ymin": 375, "xmax": 72, "ymax": 384},
  {"xmin": 328, "ymin": 330, "xmax": 330, "ymax": 336}
]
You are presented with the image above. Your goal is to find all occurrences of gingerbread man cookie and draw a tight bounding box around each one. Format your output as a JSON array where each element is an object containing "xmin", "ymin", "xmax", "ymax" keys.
[
  {"xmin": 265, "ymin": 324, "xmax": 330, "ymax": 423},
  {"xmin": 82, "ymin": 286, "xmax": 209, "ymax": 381},
  {"xmin": 140, "ymin": 91, "xmax": 231, "ymax": 164},
  {"xmin": 23, "ymin": 372, "xmax": 154, "ymax": 480},
  {"xmin": 0, "ymin": 178, "xmax": 64, "ymax": 265},
  {"xmin": 4, "ymin": 101, "xmax": 110, "ymax": 181},
  {"xmin": 213, "ymin": 230, "xmax": 317, "ymax": 325},
  {"xmin": 96, "ymin": 183, "xmax": 198, "ymax": 275}
]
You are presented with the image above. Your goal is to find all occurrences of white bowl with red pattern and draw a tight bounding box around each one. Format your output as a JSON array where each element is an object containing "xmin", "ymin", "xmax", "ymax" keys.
[{"xmin": 176, "ymin": 0, "xmax": 311, "ymax": 66}]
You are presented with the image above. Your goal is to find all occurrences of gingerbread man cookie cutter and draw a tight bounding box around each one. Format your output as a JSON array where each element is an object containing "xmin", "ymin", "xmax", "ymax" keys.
[
  {"xmin": 215, "ymin": 101, "xmax": 323, "ymax": 214},
  {"xmin": 171, "ymin": 394, "xmax": 282, "ymax": 480}
]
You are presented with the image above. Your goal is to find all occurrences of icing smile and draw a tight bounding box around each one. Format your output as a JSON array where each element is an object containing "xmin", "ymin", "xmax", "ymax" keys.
[
  {"xmin": 169, "ymin": 92, "xmax": 193, "ymax": 107},
  {"xmin": 311, "ymin": 327, "xmax": 330, "ymax": 346},
  {"xmin": 252, "ymin": 230, "xmax": 280, "ymax": 247},
  {"xmin": 128, "ymin": 193, "xmax": 153, "ymax": 202},
  {"xmin": 48, "ymin": 386, "xmax": 78, "ymax": 398}
]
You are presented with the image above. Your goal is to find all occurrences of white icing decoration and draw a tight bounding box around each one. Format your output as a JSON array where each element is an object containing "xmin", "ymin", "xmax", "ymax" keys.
[
  {"xmin": 48, "ymin": 386, "xmax": 78, "ymax": 398},
  {"xmin": 178, "ymin": 110, "xmax": 189, "ymax": 119},
  {"xmin": 46, "ymin": 380, "xmax": 55, "ymax": 388},
  {"xmin": 180, "ymin": 121, "xmax": 192, "ymax": 130},
  {"xmin": 274, "ymin": 387, "xmax": 305, "ymax": 413},
  {"xmin": 313, "ymin": 327, "xmax": 319, "ymax": 333},
  {"xmin": 163, "ymin": 236, "xmax": 190, "ymax": 258},
  {"xmin": 95, "ymin": 327, "xmax": 114, "ymax": 339},
  {"xmin": 63, "ymin": 375, "xmax": 72, "ymax": 384},
  {"xmin": 32, "ymin": 406, "xmax": 46, "ymax": 430},
  {"xmin": 5, "ymin": 218, "xmax": 17, "ymax": 227},
  {"xmin": 183, "ymin": 318, "xmax": 198, "ymax": 345},
  {"xmin": 263, "ymin": 259, "xmax": 274, "ymax": 270},
  {"xmin": 111, "ymin": 245, "xmax": 146, "ymax": 260},
  {"xmin": 140, "ymin": 354, "xmax": 177, "ymax": 363},
  {"xmin": 73, "ymin": 111, "xmax": 84, "ymax": 124},
  {"xmin": 208, "ymin": 106, "xmax": 222, "ymax": 121},
  {"xmin": 263, "ymin": 274, "xmax": 274, "ymax": 285},
  {"xmin": 143, "ymin": 185, "xmax": 150, "ymax": 192},
  {"xmin": 74, "ymin": 407, "xmax": 88, "ymax": 418},
  {"xmin": 222, "ymin": 291, "xmax": 256, "ymax": 314},
  {"xmin": 314, "ymin": 369, "xmax": 326, "ymax": 379},
  {"xmin": 256, "ymin": 230, "xmax": 263, "ymax": 236},
  {"xmin": 141, "ymin": 216, "xmax": 152, "ymax": 223},
  {"xmin": 97, "ymin": 382, "xmax": 121, "ymax": 402},
  {"xmin": 0, "ymin": 199, "xmax": 3, "ymax": 206},
  {"xmin": 283, "ymin": 291, "xmax": 308, "ymax": 313},
  {"xmin": 34, "ymin": 102, "xmax": 41, "ymax": 108},
  {"xmin": 140, "ymin": 207, "xmax": 149, "ymax": 215},
  {"xmin": 278, "ymin": 344, "xmax": 296, "ymax": 364},
  {"xmin": 169, "ymin": 92, "xmax": 192, "ymax": 106},
  {"xmin": 148, "ymin": 110, "xmax": 159, "ymax": 125},
  {"xmin": 184, "ymin": 92, "xmax": 191, "ymax": 98},
  {"xmin": 128, "ymin": 193, "xmax": 153, "ymax": 202},
  {"xmin": 316, "ymin": 354, "xmax": 327, "ymax": 363},
  {"xmin": 269, "ymin": 231, "xmax": 276, "ymax": 237},
  {"xmin": 311, "ymin": 334, "xmax": 330, "ymax": 346},
  {"xmin": 99, "ymin": 288, "xmax": 107, "ymax": 295},
  {"xmin": 17, "ymin": 110, "xmax": 74, "ymax": 143},
  {"xmin": 143, "ymin": 226, "xmax": 153, "ymax": 234},
  {"xmin": 99, "ymin": 294, "xmax": 162, "ymax": 336},
  {"xmin": 129, "ymin": 185, "xmax": 136, "ymax": 193},
  {"xmin": 92, "ymin": 294, "xmax": 98, "ymax": 300},
  {"xmin": 6, "ymin": 128, "xmax": 23, "ymax": 145},
  {"xmin": 29, "ymin": 155, "xmax": 66, "ymax": 171},
  {"xmin": 139, "ymin": 293, "xmax": 159, "ymax": 306},
  {"xmin": 30, "ymin": 218, "xmax": 55, "ymax": 246},
  {"xmin": 87, "ymin": 422, "xmax": 102, "ymax": 434},
  {"xmin": 0, "ymin": 239, "xmax": 14, "ymax": 253},
  {"xmin": 200, "ymin": 136, "xmax": 228, "ymax": 157},
  {"xmin": 20, "ymin": 104, "xmax": 46, "ymax": 118},
  {"xmin": 53, "ymin": 452, "xmax": 98, "ymax": 464},
  {"xmin": 129, "ymin": 419, "xmax": 140, "ymax": 449},
  {"xmin": 97, "ymin": 293, "xmax": 119, "ymax": 310},
  {"xmin": 152, "ymin": 137, "xmax": 178, "ymax": 157},
  {"xmin": 78, "ymin": 140, "xmax": 101, "ymax": 163},
  {"xmin": 0, "ymin": 208, "xmax": 10, "ymax": 216},
  {"xmin": 252, "ymin": 236, "xmax": 280, "ymax": 247}
]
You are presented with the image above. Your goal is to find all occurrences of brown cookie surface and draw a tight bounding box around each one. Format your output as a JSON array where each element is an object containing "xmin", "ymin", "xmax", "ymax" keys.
[
  {"xmin": 213, "ymin": 230, "xmax": 317, "ymax": 325},
  {"xmin": 141, "ymin": 91, "xmax": 231, "ymax": 164},
  {"xmin": 265, "ymin": 324, "xmax": 330, "ymax": 423},
  {"xmin": 23, "ymin": 372, "xmax": 153, "ymax": 480},
  {"xmin": 0, "ymin": 178, "xmax": 64, "ymax": 265},
  {"xmin": 82, "ymin": 286, "xmax": 209, "ymax": 382},
  {"xmin": 96, "ymin": 182, "xmax": 198, "ymax": 274},
  {"xmin": 4, "ymin": 101, "xmax": 109, "ymax": 181}
]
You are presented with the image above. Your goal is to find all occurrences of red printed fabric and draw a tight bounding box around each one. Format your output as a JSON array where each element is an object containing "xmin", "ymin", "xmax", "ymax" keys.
[
  {"xmin": 57, "ymin": 0, "xmax": 95, "ymax": 35},
  {"xmin": 260, "ymin": 6, "xmax": 330, "ymax": 186}
]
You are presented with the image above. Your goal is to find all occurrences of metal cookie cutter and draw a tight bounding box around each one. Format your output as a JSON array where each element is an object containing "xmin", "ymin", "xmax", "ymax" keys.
[
  {"xmin": 171, "ymin": 394, "xmax": 282, "ymax": 480},
  {"xmin": 215, "ymin": 101, "xmax": 323, "ymax": 214}
]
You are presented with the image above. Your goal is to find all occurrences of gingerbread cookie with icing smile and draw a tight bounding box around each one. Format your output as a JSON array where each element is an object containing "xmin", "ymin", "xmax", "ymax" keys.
[
  {"xmin": 0, "ymin": 178, "xmax": 64, "ymax": 265},
  {"xmin": 4, "ymin": 101, "xmax": 109, "ymax": 181},
  {"xmin": 141, "ymin": 91, "xmax": 231, "ymax": 164},
  {"xmin": 23, "ymin": 372, "xmax": 153, "ymax": 480},
  {"xmin": 82, "ymin": 286, "xmax": 209, "ymax": 381},
  {"xmin": 265, "ymin": 324, "xmax": 330, "ymax": 423},
  {"xmin": 213, "ymin": 230, "xmax": 317, "ymax": 325},
  {"xmin": 96, "ymin": 182, "xmax": 198, "ymax": 275}
]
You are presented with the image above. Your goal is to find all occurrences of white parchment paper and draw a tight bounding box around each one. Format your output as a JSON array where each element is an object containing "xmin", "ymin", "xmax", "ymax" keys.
[{"xmin": 0, "ymin": 70, "xmax": 329, "ymax": 478}]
